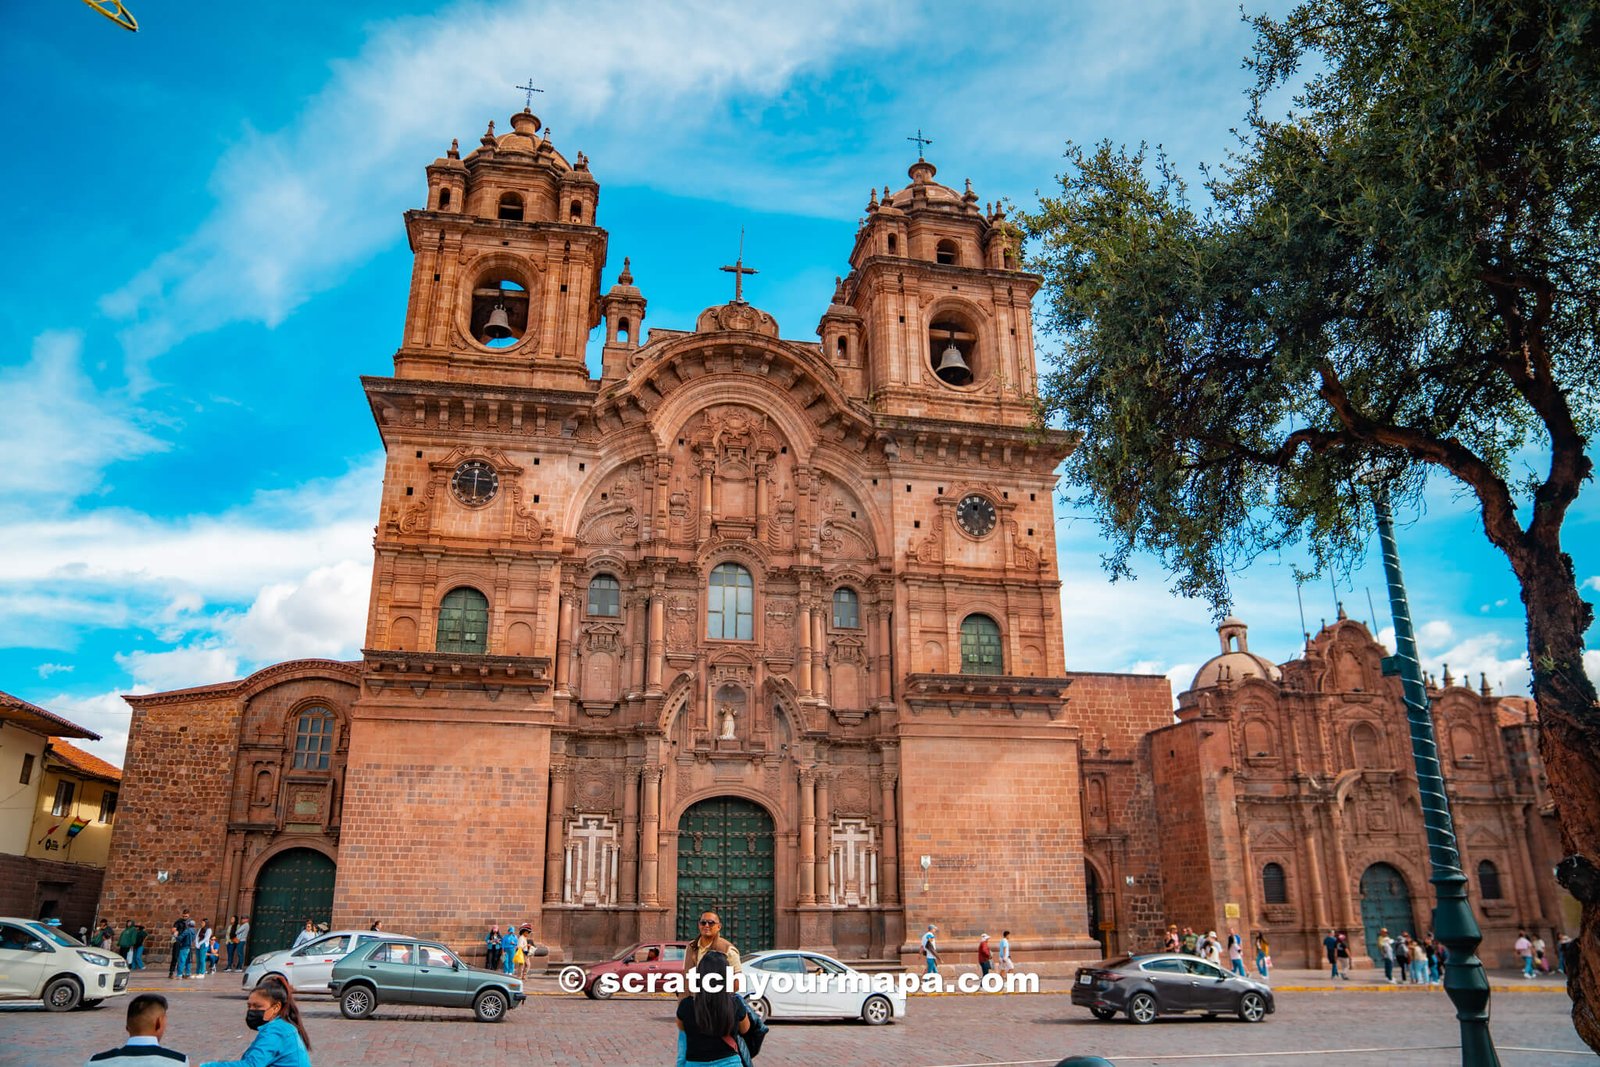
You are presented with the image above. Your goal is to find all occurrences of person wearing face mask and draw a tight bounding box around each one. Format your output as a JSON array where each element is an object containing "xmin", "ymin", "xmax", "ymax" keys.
[{"xmin": 199, "ymin": 977, "xmax": 312, "ymax": 1067}]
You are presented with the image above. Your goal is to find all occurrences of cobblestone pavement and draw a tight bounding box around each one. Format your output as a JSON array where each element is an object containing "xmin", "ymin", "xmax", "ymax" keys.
[{"xmin": 1, "ymin": 970, "xmax": 1589, "ymax": 1067}]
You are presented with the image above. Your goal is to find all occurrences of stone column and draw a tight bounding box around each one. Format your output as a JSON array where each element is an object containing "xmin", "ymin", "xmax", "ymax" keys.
[
  {"xmin": 627, "ymin": 595, "xmax": 646, "ymax": 694},
  {"xmin": 555, "ymin": 593, "xmax": 574, "ymax": 694},
  {"xmin": 699, "ymin": 459, "xmax": 715, "ymax": 537},
  {"xmin": 1327, "ymin": 801, "xmax": 1355, "ymax": 930},
  {"xmin": 544, "ymin": 764, "xmax": 569, "ymax": 904},
  {"xmin": 640, "ymin": 767, "xmax": 662, "ymax": 905},
  {"xmin": 1298, "ymin": 801, "xmax": 1330, "ymax": 958},
  {"xmin": 874, "ymin": 606, "xmax": 892, "ymax": 702},
  {"xmin": 647, "ymin": 592, "xmax": 665, "ymax": 693},
  {"xmin": 754, "ymin": 461, "xmax": 770, "ymax": 541},
  {"xmin": 798, "ymin": 771, "xmax": 817, "ymax": 904},
  {"xmin": 877, "ymin": 767, "xmax": 900, "ymax": 905},
  {"xmin": 620, "ymin": 768, "xmax": 640, "ymax": 905},
  {"xmin": 812, "ymin": 607, "xmax": 829, "ymax": 704},
  {"xmin": 814, "ymin": 774, "xmax": 832, "ymax": 905},
  {"xmin": 798, "ymin": 601, "xmax": 814, "ymax": 698}
]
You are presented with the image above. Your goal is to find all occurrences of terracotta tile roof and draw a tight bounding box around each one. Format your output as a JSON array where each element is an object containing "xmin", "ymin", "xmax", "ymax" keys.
[
  {"xmin": 47, "ymin": 738, "xmax": 122, "ymax": 782},
  {"xmin": 0, "ymin": 690, "xmax": 99, "ymax": 740}
]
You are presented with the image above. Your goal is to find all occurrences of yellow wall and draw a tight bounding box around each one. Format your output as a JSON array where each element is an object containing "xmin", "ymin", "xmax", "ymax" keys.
[
  {"xmin": 27, "ymin": 767, "xmax": 117, "ymax": 868},
  {"xmin": 0, "ymin": 729, "xmax": 51, "ymax": 856}
]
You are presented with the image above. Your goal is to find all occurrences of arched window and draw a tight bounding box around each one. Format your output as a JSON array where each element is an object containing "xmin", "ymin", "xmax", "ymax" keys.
[
  {"xmin": 1477, "ymin": 860, "xmax": 1503, "ymax": 900},
  {"xmin": 832, "ymin": 587, "xmax": 860, "ymax": 629},
  {"xmin": 617, "ymin": 318, "xmax": 630, "ymax": 343},
  {"xmin": 587, "ymin": 574, "xmax": 620, "ymax": 617},
  {"xmin": 887, "ymin": 233, "xmax": 898, "ymax": 255},
  {"xmin": 569, "ymin": 199, "xmax": 583, "ymax": 222},
  {"xmin": 707, "ymin": 564, "xmax": 754, "ymax": 640},
  {"xmin": 471, "ymin": 276, "xmax": 528, "ymax": 349},
  {"xmin": 438, "ymin": 187, "xmax": 452, "ymax": 210},
  {"xmin": 1262, "ymin": 862, "xmax": 1288, "ymax": 905},
  {"xmin": 436, "ymin": 587, "xmax": 489, "ymax": 652},
  {"xmin": 935, "ymin": 238, "xmax": 959, "ymax": 265},
  {"xmin": 959, "ymin": 614, "xmax": 1003, "ymax": 675},
  {"xmin": 497, "ymin": 192, "xmax": 524, "ymax": 221},
  {"xmin": 292, "ymin": 707, "xmax": 335, "ymax": 771},
  {"xmin": 929, "ymin": 311, "xmax": 977, "ymax": 387}
]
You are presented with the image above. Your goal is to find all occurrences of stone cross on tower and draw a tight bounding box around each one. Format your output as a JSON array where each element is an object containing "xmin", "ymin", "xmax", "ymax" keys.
[
  {"xmin": 514, "ymin": 78, "xmax": 544, "ymax": 110},
  {"xmin": 719, "ymin": 229, "xmax": 758, "ymax": 304}
]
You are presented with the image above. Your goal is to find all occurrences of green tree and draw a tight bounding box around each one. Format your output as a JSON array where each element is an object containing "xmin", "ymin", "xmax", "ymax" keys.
[{"xmin": 1021, "ymin": 0, "xmax": 1599, "ymax": 1048}]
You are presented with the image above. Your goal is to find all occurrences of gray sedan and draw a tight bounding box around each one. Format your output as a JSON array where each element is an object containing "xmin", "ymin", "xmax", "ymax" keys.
[{"xmin": 1070, "ymin": 953, "xmax": 1274, "ymax": 1024}]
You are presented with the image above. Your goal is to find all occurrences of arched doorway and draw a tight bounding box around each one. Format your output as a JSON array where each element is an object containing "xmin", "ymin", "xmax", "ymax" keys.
[
  {"xmin": 676, "ymin": 797, "xmax": 775, "ymax": 951},
  {"xmin": 1085, "ymin": 861, "xmax": 1104, "ymax": 952},
  {"xmin": 1358, "ymin": 862, "xmax": 1416, "ymax": 960},
  {"xmin": 249, "ymin": 848, "xmax": 336, "ymax": 956}
]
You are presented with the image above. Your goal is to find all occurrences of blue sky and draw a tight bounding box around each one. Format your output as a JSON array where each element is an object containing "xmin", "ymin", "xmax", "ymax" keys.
[{"xmin": 3, "ymin": 0, "xmax": 1595, "ymax": 765}]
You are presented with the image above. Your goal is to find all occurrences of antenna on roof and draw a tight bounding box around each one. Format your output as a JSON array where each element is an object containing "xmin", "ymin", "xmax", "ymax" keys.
[
  {"xmin": 1295, "ymin": 581, "xmax": 1309, "ymax": 643},
  {"xmin": 1365, "ymin": 587, "xmax": 1380, "ymax": 633}
]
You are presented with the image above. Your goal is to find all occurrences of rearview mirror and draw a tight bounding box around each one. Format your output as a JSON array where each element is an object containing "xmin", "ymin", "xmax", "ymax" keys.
[{"xmin": 453, "ymin": 961, "xmax": 460, "ymax": 971}]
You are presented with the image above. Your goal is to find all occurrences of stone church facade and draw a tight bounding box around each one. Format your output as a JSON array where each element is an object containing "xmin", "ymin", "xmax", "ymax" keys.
[{"xmin": 98, "ymin": 111, "xmax": 1560, "ymax": 970}]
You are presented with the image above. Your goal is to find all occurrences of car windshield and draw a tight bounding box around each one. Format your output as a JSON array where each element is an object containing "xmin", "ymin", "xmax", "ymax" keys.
[
  {"xmin": 610, "ymin": 943, "xmax": 647, "ymax": 961},
  {"xmin": 25, "ymin": 923, "xmax": 82, "ymax": 948}
]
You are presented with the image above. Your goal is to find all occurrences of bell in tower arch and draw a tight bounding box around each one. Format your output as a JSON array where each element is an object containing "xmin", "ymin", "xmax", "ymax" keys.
[
  {"xmin": 935, "ymin": 336, "xmax": 972, "ymax": 386},
  {"xmin": 484, "ymin": 303, "xmax": 513, "ymax": 340}
]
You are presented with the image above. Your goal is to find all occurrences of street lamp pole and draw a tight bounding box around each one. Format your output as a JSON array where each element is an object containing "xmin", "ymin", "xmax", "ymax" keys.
[{"xmin": 1373, "ymin": 493, "xmax": 1501, "ymax": 1066}]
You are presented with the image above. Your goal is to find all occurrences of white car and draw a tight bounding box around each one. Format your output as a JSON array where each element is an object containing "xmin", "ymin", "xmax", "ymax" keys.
[
  {"xmin": 0, "ymin": 917, "xmax": 130, "ymax": 1011},
  {"xmin": 244, "ymin": 930, "xmax": 418, "ymax": 994},
  {"xmin": 740, "ymin": 950, "xmax": 905, "ymax": 1025}
]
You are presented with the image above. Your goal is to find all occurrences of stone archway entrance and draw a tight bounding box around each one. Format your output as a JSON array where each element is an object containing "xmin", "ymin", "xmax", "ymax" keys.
[
  {"xmin": 676, "ymin": 797, "xmax": 775, "ymax": 952},
  {"xmin": 1358, "ymin": 862, "xmax": 1416, "ymax": 960},
  {"xmin": 249, "ymin": 848, "xmax": 336, "ymax": 956}
]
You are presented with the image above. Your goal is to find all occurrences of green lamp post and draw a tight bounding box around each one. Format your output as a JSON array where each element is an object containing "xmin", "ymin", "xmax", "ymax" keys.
[{"xmin": 1373, "ymin": 493, "xmax": 1500, "ymax": 1066}]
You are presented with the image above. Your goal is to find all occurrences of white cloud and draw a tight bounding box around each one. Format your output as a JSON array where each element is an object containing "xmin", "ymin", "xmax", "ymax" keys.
[
  {"xmin": 101, "ymin": 0, "xmax": 898, "ymax": 370},
  {"xmin": 229, "ymin": 560, "xmax": 370, "ymax": 663},
  {"xmin": 41, "ymin": 691, "xmax": 139, "ymax": 769},
  {"xmin": 36, "ymin": 663, "xmax": 73, "ymax": 678},
  {"xmin": 115, "ymin": 645, "xmax": 241, "ymax": 694},
  {"xmin": 0, "ymin": 332, "xmax": 165, "ymax": 500}
]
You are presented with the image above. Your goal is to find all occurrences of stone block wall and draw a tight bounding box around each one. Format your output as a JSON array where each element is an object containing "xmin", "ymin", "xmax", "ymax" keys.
[{"xmin": 0, "ymin": 854, "xmax": 105, "ymax": 933}]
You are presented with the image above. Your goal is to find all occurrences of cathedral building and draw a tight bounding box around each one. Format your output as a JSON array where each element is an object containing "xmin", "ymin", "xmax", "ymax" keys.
[{"xmin": 97, "ymin": 111, "xmax": 1561, "ymax": 971}]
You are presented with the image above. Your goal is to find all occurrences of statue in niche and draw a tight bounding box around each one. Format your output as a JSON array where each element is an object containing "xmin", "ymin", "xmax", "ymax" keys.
[{"xmin": 715, "ymin": 683, "xmax": 745, "ymax": 739}]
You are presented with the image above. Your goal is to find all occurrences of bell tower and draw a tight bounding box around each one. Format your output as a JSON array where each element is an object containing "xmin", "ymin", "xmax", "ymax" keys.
[
  {"xmin": 396, "ymin": 108, "xmax": 605, "ymax": 392},
  {"xmin": 832, "ymin": 157, "xmax": 1035, "ymax": 424}
]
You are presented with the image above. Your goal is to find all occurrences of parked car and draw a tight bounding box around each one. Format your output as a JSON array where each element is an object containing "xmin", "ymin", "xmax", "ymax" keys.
[
  {"xmin": 0, "ymin": 917, "xmax": 130, "ymax": 1011},
  {"xmin": 330, "ymin": 938, "xmax": 524, "ymax": 1022},
  {"xmin": 740, "ymin": 950, "xmax": 904, "ymax": 1025},
  {"xmin": 1071, "ymin": 953, "xmax": 1274, "ymax": 1024},
  {"xmin": 244, "ymin": 929, "xmax": 418, "ymax": 994},
  {"xmin": 582, "ymin": 940, "xmax": 688, "ymax": 999}
]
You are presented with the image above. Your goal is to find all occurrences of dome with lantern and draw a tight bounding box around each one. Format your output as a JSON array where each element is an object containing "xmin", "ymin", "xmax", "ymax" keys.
[{"xmin": 1189, "ymin": 617, "xmax": 1283, "ymax": 690}]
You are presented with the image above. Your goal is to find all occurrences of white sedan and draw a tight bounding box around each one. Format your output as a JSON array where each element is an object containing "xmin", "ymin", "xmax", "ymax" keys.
[
  {"xmin": 740, "ymin": 950, "xmax": 905, "ymax": 1025},
  {"xmin": 244, "ymin": 930, "xmax": 417, "ymax": 994}
]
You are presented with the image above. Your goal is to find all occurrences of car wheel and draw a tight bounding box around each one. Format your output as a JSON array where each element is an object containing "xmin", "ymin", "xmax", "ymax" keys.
[
  {"xmin": 861, "ymin": 994, "xmax": 892, "ymax": 1025},
  {"xmin": 43, "ymin": 977, "xmax": 82, "ymax": 1012},
  {"xmin": 340, "ymin": 985, "xmax": 376, "ymax": 1020},
  {"xmin": 1090, "ymin": 1007, "xmax": 1117, "ymax": 1021},
  {"xmin": 748, "ymin": 996, "xmax": 771, "ymax": 1022},
  {"xmin": 1238, "ymin": 991, "xmax": 1267, "ymax": 1023},
  {"xmin": 474, "ymin": 989, "xmax": 509, "ymax": 1023},
  {"xmin": 1126, "ymin": 991, "xmax": 1157, "ymax": 1024},
  {"xmin": 589, "ymin": 978, "xmax": 615, "ymax": 1000},
  {"xmin": 583, "ymin": 984, "xmax": 601, "ymax": 1000}
]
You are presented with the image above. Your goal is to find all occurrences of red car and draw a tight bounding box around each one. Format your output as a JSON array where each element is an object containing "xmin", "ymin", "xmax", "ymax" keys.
[{"xmin": 583, "ymin": 941, "xmax": 688, "ymax": 999}]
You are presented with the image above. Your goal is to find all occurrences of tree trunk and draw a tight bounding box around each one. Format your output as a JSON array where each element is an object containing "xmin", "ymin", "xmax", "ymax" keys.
[{"xmin": 1519, "ymin": 548, "xmax": 1600, "ymax": 1053}]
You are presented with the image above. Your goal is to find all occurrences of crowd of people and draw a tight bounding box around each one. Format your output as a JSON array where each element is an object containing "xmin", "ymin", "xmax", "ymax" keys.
[{"xmin": 80, "ymin": 912, "xmax": 253, "ymax": 976}]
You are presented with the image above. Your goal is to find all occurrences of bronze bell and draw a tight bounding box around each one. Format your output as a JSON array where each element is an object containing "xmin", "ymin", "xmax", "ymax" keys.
[
  {"xmin": 484, "ymin": 303, "xmax": 513, "ymax": 340},
  {"xmin": 935, "ymin": 339, "xmax": 972, "ymax": 385}
]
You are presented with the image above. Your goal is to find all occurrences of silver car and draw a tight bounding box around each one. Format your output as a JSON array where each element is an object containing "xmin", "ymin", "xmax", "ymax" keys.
[{"xmin": 244, "ymin": 930, "xmax": 418, "ymax": 994}]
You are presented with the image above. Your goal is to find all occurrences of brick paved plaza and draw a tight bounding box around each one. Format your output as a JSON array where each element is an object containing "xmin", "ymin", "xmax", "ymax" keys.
[{"xmin": 2, "ymin": 970, "xmax": 1590, "ymax": 1067}]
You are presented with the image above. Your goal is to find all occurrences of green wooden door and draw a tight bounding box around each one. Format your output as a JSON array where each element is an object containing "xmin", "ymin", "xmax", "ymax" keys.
[
  {"xmin": 1358, "ymin": 862, "xmax": 1416, "ymax": 960},
  {"xmin": 250, "ymin": 848, "xmax": 336, "ymax": 956},
  {"xmin": 676, "ymin": 797, "xmax": 775, "ymax": 952}
]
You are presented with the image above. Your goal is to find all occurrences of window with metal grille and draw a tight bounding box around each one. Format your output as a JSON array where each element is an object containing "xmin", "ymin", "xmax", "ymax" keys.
[
  {"xmin": 707, "ymin": 563, "xmax": 754, "ymax": 640},
  {"xmin": 436, "ymin": 587, "xmax": 489, "ymax": 652},
  {"xmin": 1262, "ymin": 862, "xmax": 1288, "ymax": 904},
  {"xmin": 959, "ymin": 614, "xmax": 1003, "ymax": 675},
  {"xmin": 51, "ymin": 780, "xmax": 75, "ymax": 817},
  {"xmin": 293, "ymin": 709, "xmax": 334, "ymax": 771},
  {"xmin": 832, "ymin": 587, "xmax": 860, "ymax": 629},
  {"xmin": 1477, "ymin": 860, "xmax": 1503, "ymax": 900},
  {"xmin": 99, "ymin": 790, "xmax": 118, "ymax": 823},
  {"xmin": 587, "ymin": 574, "xmax": 620, "ymax": 617}
]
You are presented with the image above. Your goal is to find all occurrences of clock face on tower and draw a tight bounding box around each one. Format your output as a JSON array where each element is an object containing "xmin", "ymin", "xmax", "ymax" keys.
[
  {"xmin": 955, "ymin": 493, "xmax": 997, "ymax": 538},
  {"xmin": 450, "ymin": 460, "xmax": 499, "ymax": 507}
]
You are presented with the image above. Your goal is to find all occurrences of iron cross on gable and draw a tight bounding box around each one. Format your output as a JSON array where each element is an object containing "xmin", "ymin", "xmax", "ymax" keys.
[
  {"xmin": 514, "ymin": 78, "xmax": 544, "ymax": 110},
  {"xmin": 908, "ymin": 128, "xmax": 933, "ymax": 160},
  {"xmin": 720, "ymin": 229, "xmax": 758, "ymax": 304}
]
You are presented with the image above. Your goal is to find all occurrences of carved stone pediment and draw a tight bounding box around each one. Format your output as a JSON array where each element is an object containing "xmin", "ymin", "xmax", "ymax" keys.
[{"xmin": 695, "ymin": 302, "xmax": 779, "ymax": 338}]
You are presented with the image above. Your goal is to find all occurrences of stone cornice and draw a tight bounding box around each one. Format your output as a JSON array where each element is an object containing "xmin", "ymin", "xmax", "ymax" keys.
[
  {"xmin": 902, "ymin": 672, "xmax": 1071, "ymax": 719},
  {"xmin": 361, "ymin": 649, "xmax": 553, "ymax": 695},
  {"xmin": 124, "ymin": 660, "xmax": 361, "ymax": 708}
]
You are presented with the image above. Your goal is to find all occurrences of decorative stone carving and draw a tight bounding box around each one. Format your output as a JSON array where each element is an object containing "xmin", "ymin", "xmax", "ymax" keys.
[
  {"xmin": 583, "ymin": 622, "xmax": 622, "ymax": 653},
  {"xmin": 577, "ymin": 462, "xmax": 644, "ymax": 545},
  {"xmin": 695, "ymin": 302, "xmax": 780, "ymax": 337},
  {"xmin": 563, "ymin": 813, "xmax": 620, "ymax": 906},
  {"xmin": 666, "ymin": 596, "xmax": 697, "ymax": 653},
  {"xmin": 764, "ymin": 597, "xmax": 797, "ymax": 653}
]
